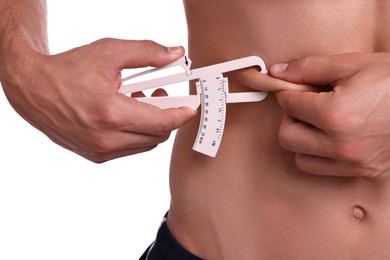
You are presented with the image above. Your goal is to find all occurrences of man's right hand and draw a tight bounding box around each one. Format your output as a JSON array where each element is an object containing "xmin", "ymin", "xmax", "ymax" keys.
[{"xmin": 0, "ymin": 39, "xmax": 195, "ymax": 162}]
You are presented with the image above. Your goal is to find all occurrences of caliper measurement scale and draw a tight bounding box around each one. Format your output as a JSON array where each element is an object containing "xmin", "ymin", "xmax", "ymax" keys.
[
  {"xmin": 119, "ymin": 56, "xmax": 268, "ymax": 157},
  {"xmin": 195, "ymin": 75, "xmax": 227, "ymax": 156}
]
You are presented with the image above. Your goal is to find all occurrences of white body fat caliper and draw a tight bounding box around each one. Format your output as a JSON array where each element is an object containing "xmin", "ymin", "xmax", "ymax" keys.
[{"xmin": 119, "ymin": 56, "xmax": 268, "ymax": 157}]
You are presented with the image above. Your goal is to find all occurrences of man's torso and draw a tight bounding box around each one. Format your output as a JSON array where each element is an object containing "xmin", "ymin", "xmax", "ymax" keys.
[{"xmin": 168, "ymin": 1, "xmax": 390, "ymax": 259}]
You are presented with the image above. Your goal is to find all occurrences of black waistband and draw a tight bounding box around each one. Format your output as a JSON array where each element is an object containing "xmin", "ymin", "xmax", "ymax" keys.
[{"xmin": 140, "ymin": 219, "xmax": 203, "ymax": 260}]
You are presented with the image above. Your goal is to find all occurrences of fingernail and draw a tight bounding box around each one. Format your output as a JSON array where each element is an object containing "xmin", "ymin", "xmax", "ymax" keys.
[
  {"xmin": 272, "ymin": 63, "xmax": 289, "ymax": 74},
  {"xmin": 167, "ymin": 46, "xmax": 181, "ymax": 54}
]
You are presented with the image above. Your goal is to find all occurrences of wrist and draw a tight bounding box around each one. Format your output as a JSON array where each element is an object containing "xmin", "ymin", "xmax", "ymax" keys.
[{"xmin": 0, "ymin": 35, "xmax": 47, "ymax": 84}]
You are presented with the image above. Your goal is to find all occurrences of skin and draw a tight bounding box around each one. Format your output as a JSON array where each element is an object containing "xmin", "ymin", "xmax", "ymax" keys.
[
  {"xmin": 3, "ymin": 0, "xmax": 390, "ymax": 259},
  {"xmin": 167, "ymin": 0, "xmax": 390, "ymax": 259},
  {"xmin": 271, "ymin": 54, "xmax": 390, "ymax": 178},
  {"xmin": 0, "ymin": 0, "xmax": 195, "ymax": 163}
]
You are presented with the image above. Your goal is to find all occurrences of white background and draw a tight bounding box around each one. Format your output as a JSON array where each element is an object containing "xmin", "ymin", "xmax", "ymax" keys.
[{"xmin": 0, "ymin": 1, "xmax": 187, "ymax": 259}]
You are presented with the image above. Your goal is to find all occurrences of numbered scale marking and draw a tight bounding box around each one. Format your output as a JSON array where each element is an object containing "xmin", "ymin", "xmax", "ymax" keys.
[
  {"xmin": 194, "ymin": 75, "xmax": 227, "ymax": 157},
  {"xmin": 120, "ymin": 56, "xmax": 268, "ymax": 157}
]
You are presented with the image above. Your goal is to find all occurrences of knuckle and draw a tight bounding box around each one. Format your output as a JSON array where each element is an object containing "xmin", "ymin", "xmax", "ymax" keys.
[
  {"xmin": 96, "ymin": 103, "xmax": 123, "ymax": 128},
  {"xmin": 161, "ymin": 133, "xmax": 171, "ymax": 142},
  {"xmin": 92, "ymin": 38, "xmax": 114, "ymax": 48},
  {"xmin": 294, "ymin": 154, "xmax": 311, "ymax": 173},
  {"xmin": 333, "ymin": 140, "xmax": 364, "ymax": 162},
  {"xmin": 278, "ymin": 128, "xmax": 291, "ymax": 150},
  {"xmin": 153, "ymin": 114, "xmax": 175, "ymax": 137},
  {"xmin": 87, "ymin": 135, "xmax": 117, "ymax": 154},
  {"xmin": 82, "ymin": 144, "xmax": 109, "ymax": 163},
  {"xmin": 321, "ymin": 105, "xmax": 361, "ymax": 136},
  {"xmin": 100, "ymin": 113, "xmax": 122, "ymax": 129},
  {"xmin": 296, "ymin": 56, "xmax": 314, "ymax": 73},
  {"xmin": 89, "ymin": 38, "xmax": 116, "ymax": 57},
  {"xmin": 157, "ymin": 120, "xmax": 173, "ymax": 137},
  {"xmin": 140, "ymin": 40, "xmax": 158, "ymax": 57},
  {"xmin": 321, "ymin": 110, "xmax": 343, "ymax": 133}
]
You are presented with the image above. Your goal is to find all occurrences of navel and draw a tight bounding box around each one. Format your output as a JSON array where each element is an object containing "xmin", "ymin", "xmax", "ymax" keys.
[{"xmin": 352, "ymin": 206, "xmax": 366, "ymax": 224}]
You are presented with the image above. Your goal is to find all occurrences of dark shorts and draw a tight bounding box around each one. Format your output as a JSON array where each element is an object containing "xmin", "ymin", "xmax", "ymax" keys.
[{"xmin": 139, "ymin": 215, "xmax": 203, "ymax": 260}]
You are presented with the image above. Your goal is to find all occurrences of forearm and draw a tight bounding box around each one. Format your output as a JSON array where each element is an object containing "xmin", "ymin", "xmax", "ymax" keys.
[
  {"xmin": 0, "ymin": 0, "xmax": 48, "ymax": 81},
  {"xmin": 0, "ymin": 0, "xmax": 48, "ymax": 53}
]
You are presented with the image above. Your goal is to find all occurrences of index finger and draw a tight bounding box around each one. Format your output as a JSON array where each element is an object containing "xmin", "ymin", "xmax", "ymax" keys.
[{"xmin": 91, "ymin": 39, "xmax": 185, "ymax": 70}]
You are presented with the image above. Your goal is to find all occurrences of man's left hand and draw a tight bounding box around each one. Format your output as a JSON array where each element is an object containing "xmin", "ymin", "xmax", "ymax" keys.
[{"xmin": 270, "ymin": 53, "xmax": 390, "ymax": 178}]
